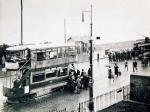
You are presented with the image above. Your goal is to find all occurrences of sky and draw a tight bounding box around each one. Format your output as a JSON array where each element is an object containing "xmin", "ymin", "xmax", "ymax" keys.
[{"xmin": 0, "ymin": 0, "xmax": 150, "ymax": 45}]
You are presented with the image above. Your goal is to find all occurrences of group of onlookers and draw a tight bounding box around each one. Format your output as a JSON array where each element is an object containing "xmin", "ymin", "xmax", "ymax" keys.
[
  {"xmin": 68, "ymin": 64, "xmax": 90, "ymax": 94},
  {"xmin": 108, "ymin": 50, "xmax": 136, "ymax": 62}
]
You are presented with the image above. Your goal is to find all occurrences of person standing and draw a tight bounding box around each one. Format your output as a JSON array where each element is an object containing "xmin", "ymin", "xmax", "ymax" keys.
[
  {"xmin": 75, "ymin": 69, "xmax": 80, "ymax": 81},
  {"xmin": 71, "ymin": 64, "xmax": 75, "ymax": 72},
  {"xmin": 133, "ymin": 60, "xmax": 137, "ymax": 72},
  {"xmin": 83, "ymin": 74, "xmax": 89, "ymax": 90},
  {"xmin": 97, "ymin": 53, "xmax": 100, "ymax": 61},
  {"xmin": 108, "ymin": 53, "xmax": 112, "ymax": 62},
  {"xmin": 80, "ymin": 69, "xmax": 85, "ymax": 88},
  {"xmin": 108, "ymin": 66, "xmax": 113, "ymax": 79},
  {"xmin": 70, "ymin": 74, "xmax": 76, "ymax": 92},
  {"xmin": 76, "ymin": 76, "xmax": 81, "ymax": 94},
  {"xmin": 81, "ymin": 69, "xmax": 85, "ymax": 77},
  {"xmin": 114, "ymin": 63, "xmax": 119, "ymax": 77},
  {"xmin": 135, "ymin": 60, "xmax": 137, "ymax": 71},
  {"xmin": 77, "ymin": 69, "xmax": 80, "ymax": 76},
  {"xmin": 125, "ymin": 61, "xmax": 128, "ymax": 71},
  {"xmin": 88, "ymin": 68, "xmax": 91, "ymax": 76}
]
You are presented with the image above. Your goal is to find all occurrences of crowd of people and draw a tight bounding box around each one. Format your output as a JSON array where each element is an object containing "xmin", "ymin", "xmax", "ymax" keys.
[
  {"xmin": 108, "ymin": 50, "xmax": 136, "ymax": 62},
  {"xmin": 106, "ymin": 49, "xmax": 141, "ymax": 79},
  {"xmin": 68, "ymin": 64, "xmax": 90, "ymax": 94}
]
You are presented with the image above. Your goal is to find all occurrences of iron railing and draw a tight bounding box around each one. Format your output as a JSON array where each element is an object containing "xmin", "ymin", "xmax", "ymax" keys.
[{"xmin": 78, "ymin": 84, "xmax": 130, "ymax": 112}]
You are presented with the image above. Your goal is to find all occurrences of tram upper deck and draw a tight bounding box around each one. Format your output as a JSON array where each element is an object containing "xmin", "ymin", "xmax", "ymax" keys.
[{"xmin": 5, "ymin": 43, "xmax": 77, "ymax": 71}]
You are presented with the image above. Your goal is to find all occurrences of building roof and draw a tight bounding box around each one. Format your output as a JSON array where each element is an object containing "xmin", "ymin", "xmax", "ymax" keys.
[{"xmin": 6, "ymin": 43, "xmax": 75, "ymax": 51}]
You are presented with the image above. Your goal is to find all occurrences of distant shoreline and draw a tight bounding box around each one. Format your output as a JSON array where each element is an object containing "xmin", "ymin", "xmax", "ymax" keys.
[{"xmin": 95, "ymin": 40, "xmax": 135, "ymax": 50}]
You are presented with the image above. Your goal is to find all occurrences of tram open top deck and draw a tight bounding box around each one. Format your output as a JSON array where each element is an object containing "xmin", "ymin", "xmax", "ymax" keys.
[
  {"xmin": 5, "ymin": 43, "xmax": 77, "ymax": 68},
  {"xmin": 6, "ymin": 43, "xmax": 76, "ymax": 51}
]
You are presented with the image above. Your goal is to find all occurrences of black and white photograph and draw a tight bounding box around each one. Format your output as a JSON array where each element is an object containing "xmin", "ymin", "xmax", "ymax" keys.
[{"xmin": 0, "ymin": 0, "xmax": 150, "ymax": 112}]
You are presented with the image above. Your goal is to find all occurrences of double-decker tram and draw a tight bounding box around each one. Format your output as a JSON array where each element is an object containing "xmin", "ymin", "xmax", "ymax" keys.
[{"xmin": 3, "ymin": 43, "xmax": 77, "ymax": 103}]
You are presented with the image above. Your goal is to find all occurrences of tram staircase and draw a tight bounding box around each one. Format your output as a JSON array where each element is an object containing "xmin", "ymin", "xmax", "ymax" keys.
[
  {"xmin": 14, "ymin": 58, "xmax": 31, "ymax": 88},
  {"xmin": 18, "ymin": 69, "xmax": 30, "ymax": 87}
]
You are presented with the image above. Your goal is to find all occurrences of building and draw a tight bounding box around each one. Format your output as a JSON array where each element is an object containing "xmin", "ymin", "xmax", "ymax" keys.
[
  {"xmin": 67, "ymin": 36, "xmax": 90, "ymax": 54},
  {"xmin": 67, "ymin": 36, "xmax": 90, "ymax": 63}
]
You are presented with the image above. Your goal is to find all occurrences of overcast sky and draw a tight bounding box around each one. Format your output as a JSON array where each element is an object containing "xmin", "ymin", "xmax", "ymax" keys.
[{"xmin": 0, "ymin": 0, "xmax": 150, "ymax": 45}]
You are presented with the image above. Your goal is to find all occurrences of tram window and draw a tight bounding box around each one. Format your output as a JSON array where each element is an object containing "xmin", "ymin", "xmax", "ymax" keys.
[
  {"xmin": 69, "ymin": 47, "xmax": 75, "ymax": 51},
  {"xmin": 58, "ymin": 48, "xmax": 62, "ymax": 58},
  {"xmin": 6, "ymin": 51, "xmax": 21, "ymax": 61},
  {"xmin": 62, "ymin": 47, "xmax": 66, "ymax": 57},
  {"xmin": 37, "ymin": 52, "xmax": 46, "ymax": 61},
  {"xmin": 68, "ymin": 47, "xmax": 76, "ymax": 56},
  {"xmin": 33, "ymin": 73, "xmax": 45, "ymax": 82},
  {"xmin": 61, "ymin": 68, "xmax": 68, "ymax": 76},
  {"xmin": 49, "ymin": 50, "xmax": 57, "ymax": 59},
  {"xmin": 77, "ymin": 46, "xmax": 81, "ymax": 54},
  {"xmin": 46, "ymin": 72, "xmax": 56, "ymax": 78}
]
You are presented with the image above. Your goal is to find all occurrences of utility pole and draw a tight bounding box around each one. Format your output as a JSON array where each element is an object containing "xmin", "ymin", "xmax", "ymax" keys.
[
  {"xmin": 89, "ymin": 4, "xmax": 94, "ymax": 112},
  {"xmin": 82, "ymin": 4, "xmax": 94, "ymax": 112},
  {"xmin": 20, "ymin": 0, "xmax": 23, "ymax": 45},
  {"xmin": 64, "ymin": 18, "xmax": 66, "ymax": 43}
]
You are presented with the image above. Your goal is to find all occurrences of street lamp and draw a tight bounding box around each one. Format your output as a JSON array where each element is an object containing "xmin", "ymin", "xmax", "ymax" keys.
[
  {"xmin": 82, "ymin": 4, "xmax": 94, "ymax": 111},
  {"xmin": 21, "ymin": 0, "xmax": 23, "ymax": 45}
]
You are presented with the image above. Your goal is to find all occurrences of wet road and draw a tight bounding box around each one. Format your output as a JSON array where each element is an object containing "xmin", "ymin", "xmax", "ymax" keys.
[{"xmin": 0, "ymin": 51, "xmax": 150, "ymax": 112}]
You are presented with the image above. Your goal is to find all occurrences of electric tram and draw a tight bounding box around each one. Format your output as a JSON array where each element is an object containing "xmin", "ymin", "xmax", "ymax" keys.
[{"xmin": 3, "ymin": 43, "xmax": 77, "ymax": 102}]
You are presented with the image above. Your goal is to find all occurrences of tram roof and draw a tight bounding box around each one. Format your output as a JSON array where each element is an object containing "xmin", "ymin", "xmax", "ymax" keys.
[
  {"xmin": 138, "ymin": 42, "xmax": 150, "ymax": 47},
  {"xmin": 6, "ymin": 43, "xmax": 75, "ymax": 51}
]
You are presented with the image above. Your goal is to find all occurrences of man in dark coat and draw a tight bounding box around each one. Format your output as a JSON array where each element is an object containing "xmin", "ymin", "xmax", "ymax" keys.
[
  {"xmin": 133, "ymin": 60, "xmax": 137, "ymax": 72},
  {"xmin": 114, "ymin": 63, "xmax": 119, "ymax": 77}
]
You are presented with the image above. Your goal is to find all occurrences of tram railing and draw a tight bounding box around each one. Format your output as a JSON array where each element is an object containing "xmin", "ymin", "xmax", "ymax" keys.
[
  {"xmin": 15, "ymin": 58, "xmax": 31, "ymax": 76},
  {"xmin": 3, "ymin": 58, "xmax": 31, "ymax": 89}
]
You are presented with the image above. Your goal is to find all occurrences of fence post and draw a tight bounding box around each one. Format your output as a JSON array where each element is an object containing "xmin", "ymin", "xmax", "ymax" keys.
[
  {"xmin": 79, "ymin": 103, "xmax": 80, "ymax": 112},
  {"xmin": 109, "ymin": 91, "xmax": 112, "ymax": 106},
  {"xmin": 123, "ymin": 86, "xmax": 125, "ymax": 100},
  {"xmin": 127, "ymin": 85, "xmax": 130, "ymax": 101}
]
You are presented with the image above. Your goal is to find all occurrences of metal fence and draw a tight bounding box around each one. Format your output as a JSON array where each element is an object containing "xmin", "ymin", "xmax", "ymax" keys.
[{"xmin": 78, "ymin": 84, "xmax": 130, "ymax": 112}]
